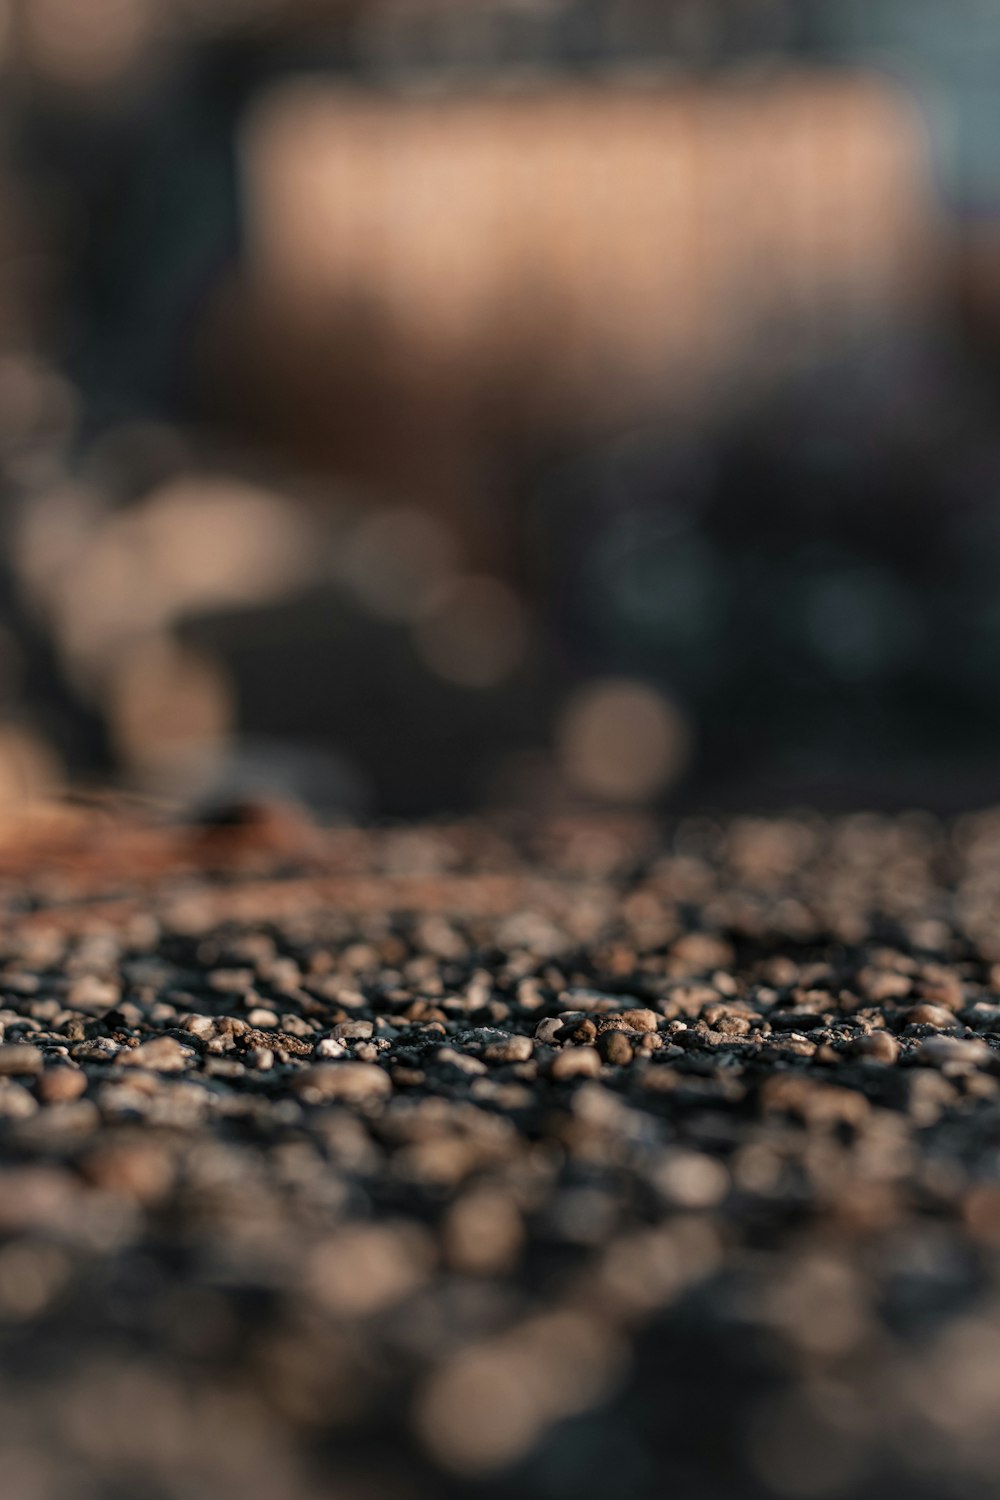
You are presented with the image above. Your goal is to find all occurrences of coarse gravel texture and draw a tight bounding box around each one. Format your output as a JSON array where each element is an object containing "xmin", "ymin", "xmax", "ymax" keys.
[{"xmin": 2, "ymin": 803, "xmax": 1000, "ymax": 1498}]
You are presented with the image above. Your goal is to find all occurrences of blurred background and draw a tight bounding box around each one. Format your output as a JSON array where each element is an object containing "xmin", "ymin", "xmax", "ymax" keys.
[{"xmin": 0, "ymin": 0, "xmax": 998, "ymax": 819}]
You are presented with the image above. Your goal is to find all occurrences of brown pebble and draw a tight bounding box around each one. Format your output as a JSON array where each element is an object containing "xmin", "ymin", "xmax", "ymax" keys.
[
  {"xmin": 964, "ymin": 1184, "xmax": 1000, "ymax": 1245},
  {"xmin": 709, "ymin": 1013, "xmax": 752, "ymax": 1036},
  {"xmin": 858, "ymin": 968, "xmax": 912, "ymax": 1003},
  {"xmin": 391, "ymin": 1066, "xmax": 426, "ymax": 1087},
  {"xmin": 483, "ymin": 1035, "xmax": 534, "ymax": 1064},
  {"xmin": 208, "ymin": 968, "xmax": 255, "ymax": 994},
  {"xmin": 0, "ymin": 1044, "xmax": 43, "ymax": 1076},
  {"xmin": 246, "ymin": 1007, "xmax": 279, "ymax": 1029},
  {"xmin": 563, "ymin": 1018, "xmax": 598, "ymax": 1045},
  {"xmin": 915, "ymin": 969, "xmax": 964, "ymax": 1011},
  {"xmin": 761, "ymin": 1074, "xmax": 869, "ymax": 1127},
  {"xmin": 905, "ymin": 1004, "xmax": 958, "ymax": 1029},
  {"xmin": 443, "ymin": 1188, "xmax": 524, "ymax": 1275},
  {"xmin": 550, "ymin": 1047, "xmax": 602, "ymax": 1081},
  {"xmin": 121, "ymin": 1036, "xmax": 191, "ymax": 1073},
  {"xmin": 655, "ymin": 1150, "xmax": 729, "ymax": 1208},
  {"xmin": 292, "ymin": 1061, "xmax": 393, "ymax": 1102},
  {"xmin": 669, "ymin": 933, "xmax": 735, "ymax": 973},
  {"xmin": 0, "ymin": 1081, "xmax": 37, "ymax": 1118},
  {"xmin": 534, "ymin": 1018, "xmax": 562, "ymax": 1044},
  {"xmin": 181, "ymin": 1014, "xmax": 217, "ymax": 1040},
  {"xmin": 852, "ymin": 1032, "xmax": 899, "ymax": 1065},
  {"xmin": 615, "ymin": 1008, "xmax": 659, "ymax": 1034},
  {"xmin": 36, "ymin": 1067, "xmax": 88, "ymax": 1104},
  {"xmin": 598, "ymin": 1031, "xmax": 634, "ymax": 1066},
  {"xmin": 216, "ymin": 1016, "xmax": 249, "ymax": 1039},
  {"xmin": 82, "ymin": 1142, "xmax": 175, "ymax": 1205},
  {"xmin": 66, "ymin": 976, "xmax": 121, "ymax": 1014},
  {"xmin": 435, "ymin": 1048, "xmax": 488, "ymax": 1076},
  {"xmin": 915, "ymin": 1036, "xmax": 991, "ymax": 1069},
  {"xmin": 307, "ymin": 1223, "xmax": 433, "ymax": 1315},
  {"xmin": 332, "ymin": 1020, "xmax": 375, "ymax": 1041},
  {"xmin": 904, "ymin": 1069, "xmax": 959, "ymax": 1124}
]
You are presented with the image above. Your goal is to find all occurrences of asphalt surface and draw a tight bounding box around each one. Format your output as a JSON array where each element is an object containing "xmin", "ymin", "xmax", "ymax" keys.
[{"xmin": 0, "ymin": 802, "xmax": 999, "ymax": 1499}]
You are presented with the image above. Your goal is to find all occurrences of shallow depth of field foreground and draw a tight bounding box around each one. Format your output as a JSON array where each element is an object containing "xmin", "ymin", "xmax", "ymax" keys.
[{"xmin": 0, "ymin": 808, "xmax": 996, "ymax": 1498}]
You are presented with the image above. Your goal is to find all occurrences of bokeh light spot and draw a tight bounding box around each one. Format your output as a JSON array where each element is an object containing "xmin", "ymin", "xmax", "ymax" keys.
[
  {"xmin": 413, "ymin": 574, "xmax": 527, "ymax": 688},
  {"xmin": 342, "ymin": 504, "xmax": 459, "ymax": 622},
  {"xmin": 556, "ymin": 677, "xmax": 691, "ymax": 802}
]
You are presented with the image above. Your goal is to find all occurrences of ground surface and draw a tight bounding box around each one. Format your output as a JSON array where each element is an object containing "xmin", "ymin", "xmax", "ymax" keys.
[{"xmin": 1, "ymin": 803, "xmax": 1000, "ymax": 1499}]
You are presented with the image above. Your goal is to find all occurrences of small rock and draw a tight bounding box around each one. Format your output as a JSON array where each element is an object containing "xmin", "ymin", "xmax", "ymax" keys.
[
  {"xmin": 0, "ymin": 1081, "xmax": 37, "ymax": 1118},
  {"xmin": 208, "ymin": 968, "xmax": 255, "ymax": 994},
  {"xmin": 67, "ymin": 976, "xmax": 121, "ymax": 1015},
  {"xmin": 858, "ymin": 968, "xmax": 912, "ymax": 1003},
  {"xmin": 36, "ymin": 1066, "xmax": 88, "ymax": 1104},
  {"xmin": 761, "ymin": 1075, "xmax": 869, "ymax": 1126},
  {"xmin": 560, "ymin": 1018, "xmax": 598, "ymax": 1045},
  {"xmin": 709, "ymin": 1013, "xmax": 752, "ymax": 1037},
  {"xmin": 915, "ymin": 970, "xmax": 964, "ymax": 1011},
  {"xmin": 906, "ymin": 1004, "xmax": 958, "ymax": 1029},
  {"xmin": 314, "ymin": 1037, "xmax": 348, "ymax": 1060},
  {"xmin": 82, "ymin": 1142, "xmax": 175, "ymax": 1205},
  {"xmin": 246, "ymin": 1008, "xmax": 279, "ymax": 1029},
  {"xmin": 483, "ymin": 1035, "xmax": 534, "ymax": 1064},
  {"xmin": 181, "ymin": 1014, "xmax": 217, "ymax": 1040},
  {"xmin": 443, "ymin": 1188, "xmax": 524, "ymax": 1274},
  {"xmin": 852, "ymin": 1032, "xmax": 899, "ymax": 1065},
  {"xmin": 550, "ymin": 1047, "xmax": 602, "ymax": 1081},
  {"xmin": 655, "ymin": 1150, "xmax": 729, "ymax": 1208},
  {"xmin": 307, "ymin": 1223, "xmax": 432, "ymax": 1315},
  {"xmin": 292, "ymin": 1061, "xmax": 392, "ymax": 1102},
  {"xmin": 614, "ymin": 1008, "xmax": 659, "ymax": 1034},
  {"xmin": 0, "ymin": 1044, "xmax": 42, "ymax": 1076},
  {"xmin": 435, "ymin": 1048, "xmax": 487, "ymax": 1075},
  {"xmin": 534, "ymin": 1018, "xmax": 562, "ymax": 1044},
  {"xmin": 915, "ymin": 1036, "xmax": 991, "ymax": 1070},
  {"xmin": 332, "ymin": 1020, "xmax": 375, "ymax": 1041},
  {"xmin": 598, "ymin": 1031, "xmax": 634, "ymax": 1066},
  {"xmin": 121, "ymin": 1036, "xmax": 191, "ymax": 1073}
]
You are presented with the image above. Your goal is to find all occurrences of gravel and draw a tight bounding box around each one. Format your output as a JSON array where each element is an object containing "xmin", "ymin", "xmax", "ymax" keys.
[{"xmin": 0, "ymin": 804, "xmax": 1000, "ymax": 1497}]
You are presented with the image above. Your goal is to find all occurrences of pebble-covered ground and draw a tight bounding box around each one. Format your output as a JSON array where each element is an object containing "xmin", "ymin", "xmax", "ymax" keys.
[{"xmin": 3, "ymin": 803, "xmax": 1000, "ymax": 1499}]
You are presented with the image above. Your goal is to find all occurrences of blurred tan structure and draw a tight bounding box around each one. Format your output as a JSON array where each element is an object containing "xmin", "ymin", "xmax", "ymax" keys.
[
  {"xmin": 238, "ymin": 71, "xmax": 939, "ymax": 547},
  {"xmin": 0, "ymin": 5, "xmax": 986, "ymax": 814}
]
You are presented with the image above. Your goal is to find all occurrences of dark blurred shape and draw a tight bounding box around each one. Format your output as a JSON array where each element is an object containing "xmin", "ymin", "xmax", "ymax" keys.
[
  {"xmin": 0, "ymin": 0, "xmax": 999, "ymax": 814},
  {"xmin": 178, "ymin": 582, "xmax": 552, "ymax": 817},
  {"xmin": 530, "ymin": 332, "xmax": 1000, "ymax": 808}
]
